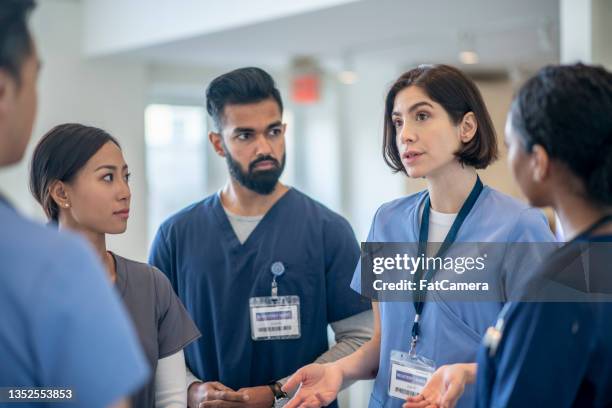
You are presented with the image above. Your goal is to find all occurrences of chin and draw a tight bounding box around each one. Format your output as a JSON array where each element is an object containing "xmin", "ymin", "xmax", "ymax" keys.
[
  {"xmin": 106, "ymin": 223, "xmax": 128, "ymax": 235},
  {"xmin": 405, "ymin": 167, "xmax": 425, "ymax": 178}
]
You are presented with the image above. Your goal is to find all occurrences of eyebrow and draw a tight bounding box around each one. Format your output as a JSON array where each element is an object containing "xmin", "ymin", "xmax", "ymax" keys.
[
  {"xmin": 95, "ymin": 164, "xmax": 128, "ymax": 171},
  {"xmin": 392, "ymin": 101, "xmax": 434, "ymax": 116},
  {"xmin": 233, "ymin": 121, "xmax": 283, "ymax": 133}
]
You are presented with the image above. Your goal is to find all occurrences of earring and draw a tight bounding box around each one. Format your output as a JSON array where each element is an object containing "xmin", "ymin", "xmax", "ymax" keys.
[{"xmin": 64, "ymin": 203, "xmax": 70, "ymax": 208}]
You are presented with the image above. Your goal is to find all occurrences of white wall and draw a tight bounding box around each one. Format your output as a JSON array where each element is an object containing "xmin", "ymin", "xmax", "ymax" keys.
[{"xmin": 0, "ymin": 0, "xmax": 150, "ymax": 261}]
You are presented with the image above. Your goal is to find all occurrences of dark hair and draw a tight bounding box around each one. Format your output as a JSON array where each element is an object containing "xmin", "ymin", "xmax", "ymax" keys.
[
  {"xmin": 511, "ymin": 63, "xmax": 612, "ymax": 205},
  {"xmin": 29, "ymin": 123, "xmax": 120, "ymax": 222},
  {"xmin": 205, "ymin": 67, "xmax": 283, "ymax": 130},
  {"xmin": 383, "ymin": 64, "xmax": 498, "ymax": 174},
  {"xmin": 0, "ymin": 0, "xmax": 36, "ymax": 84}
]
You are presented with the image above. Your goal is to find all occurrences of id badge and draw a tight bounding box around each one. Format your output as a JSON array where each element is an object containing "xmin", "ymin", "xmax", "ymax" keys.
[
  {"xmin": 388, "ymin": 350, "xmax": 436, "ymax": 399},
  {"xmin": 249, "ymin": 295, "xmax": 301, "ymax": 340}
]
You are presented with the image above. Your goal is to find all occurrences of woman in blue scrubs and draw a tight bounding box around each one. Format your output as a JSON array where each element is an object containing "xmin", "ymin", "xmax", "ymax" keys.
[
  {"xmin": 282, "ymin": 64, "xmax": 554, "ymax": 408},
  {"xmin": 29, "ymin": 124, "xmax": 201, "ymax": 408}
]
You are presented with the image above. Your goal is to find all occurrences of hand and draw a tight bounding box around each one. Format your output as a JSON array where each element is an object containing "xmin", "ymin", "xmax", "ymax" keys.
[
  {"xmin": 188, "ymin": 381, "xmax": 249, "ymax": 408},
  {"xmin": 236, "ymin": 386, "xmax": 275, "ymax": 408},
  {"xmin": 282, "ymin": 363, "xmax": 343, "ymax": 408},
  {"xmin": 402, "ymin": 363, "xmax": 476, "ymax": 408}
]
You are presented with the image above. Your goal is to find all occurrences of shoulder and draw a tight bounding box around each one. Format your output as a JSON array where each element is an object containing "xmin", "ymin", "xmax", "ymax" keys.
[
  {"xmin": 114, "ymin": 253, "xmax": 171, "ymax": 287},
  {"xmin": 1, "ymin": 207, "xmax": 101, "ymax": 286},
  {"xmin": 114, "ymin": 253, "xmax": 176, "ymax": 303},
  {"xmin": 479, "ymin": 187, "xmax": 531, "ymax": 214},
  {"xmin": 373, "ymin": 190, "xmax": 427, "ymax": 224},
  {"xmin": 289, "ymin": 188, "xmax": 352, "ymax": 230},
  {"xmin": 478, "ymin": 187, "xmax": 552, "ymax": 240}
]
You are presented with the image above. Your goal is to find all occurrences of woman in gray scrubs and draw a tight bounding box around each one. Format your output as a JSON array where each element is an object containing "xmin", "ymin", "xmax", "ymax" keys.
[{"xmin": 29, "ymin": 123, "xmax": 201, "ymax": 408}]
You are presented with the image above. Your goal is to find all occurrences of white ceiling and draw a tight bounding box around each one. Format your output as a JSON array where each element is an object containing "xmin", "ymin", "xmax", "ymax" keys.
[{"xmin": 112, "ymin": 0, "xmax": 559, "ymax": 71}]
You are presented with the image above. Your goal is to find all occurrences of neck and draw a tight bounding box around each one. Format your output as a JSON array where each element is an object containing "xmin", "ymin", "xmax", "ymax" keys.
[
  {"xmin": 553, "ymin": 194, "xmax": 612, "ymax": 241},
  {"xmin": 221, "ymin": 178, "xmax": 288, "ymax": 216},
  {"xmin": 58, "ymin": 219, "xmax": 115, "ymax": 282},
  {"xmin": 426, "ymin": 163, "xmax": 478, "ymax": 213}
]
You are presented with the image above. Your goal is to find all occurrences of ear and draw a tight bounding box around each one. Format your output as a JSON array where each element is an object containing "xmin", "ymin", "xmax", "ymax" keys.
[
  {"xmin": 49, "ymin": 180, "xmax": 71, "ymax": 209},
  {"xmin": 459, "ymin": 112, "xmax": 478, "ymax": 143},
  {"xmin": 530, "ymin": 144, "xmax": 550, "ymax": 182},
  {"xmin": 208, "ymin": 131, "xmax": 226, "ymax": 158}
]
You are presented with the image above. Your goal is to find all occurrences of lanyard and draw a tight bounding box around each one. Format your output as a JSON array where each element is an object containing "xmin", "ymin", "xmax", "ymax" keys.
[
  {"xmin": 409, "ymin": 176, "xmax": 484, "ymax": 354},
  {"xmin": 570, "ymin": 214, "xmax": 612, "ymax": 243}
]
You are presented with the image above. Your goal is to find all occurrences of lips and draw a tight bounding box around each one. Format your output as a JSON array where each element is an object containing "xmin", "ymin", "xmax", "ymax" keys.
[
  {"xmin": 113, "ymin": 209, "xmax": 130, "ymax": 219},
  {"xmin": 402, "ymin": 150, "xmax": 424, "ymax": 163}
]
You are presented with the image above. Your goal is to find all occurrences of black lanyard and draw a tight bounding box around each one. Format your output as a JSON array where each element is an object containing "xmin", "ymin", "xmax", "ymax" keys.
[
  {"xmin": 569, "ymin": 214, "xmax": 612, "ymax": 243},
  {"xmin": 410, "ymin": 176, "xmax": 484, "ymax": 349}
]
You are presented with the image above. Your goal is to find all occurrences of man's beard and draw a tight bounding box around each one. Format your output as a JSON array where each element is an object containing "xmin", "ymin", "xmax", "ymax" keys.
[{"xmin": 225, "ymin": 151, "xmax": 286, "ymax": 195}]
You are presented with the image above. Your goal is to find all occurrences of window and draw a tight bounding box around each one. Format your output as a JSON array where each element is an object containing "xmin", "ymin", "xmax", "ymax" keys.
[{"xmin": 145, "ymin": 104, "xmax": 207, "ymax": 243}]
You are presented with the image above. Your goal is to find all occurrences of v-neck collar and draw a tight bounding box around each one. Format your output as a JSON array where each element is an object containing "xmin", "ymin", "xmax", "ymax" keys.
[
  {"xmin": 410, "ymin": 186, "xmax": 490, "ymax": 241},
  {"xmin": 211, "ymin": 188, "xmax": 294, "ymax": 249}
]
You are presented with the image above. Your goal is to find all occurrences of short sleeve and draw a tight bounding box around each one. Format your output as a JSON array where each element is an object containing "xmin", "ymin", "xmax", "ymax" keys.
[
  {"xmin": 153, "ymin": 267, "xmax": 201, "ymax": 358},
  {"xmin": 34, "ymin": 238, "xmax": 149, "ymax": 408},
  {"xmin": 501, "ymin": 208, "xmax": 558, "ymax": 300},
  {"xmin": 324, "ymin": 215, "xmax": 371, "ymax": 323},
  {"xmin": 149, "ymin": 224, "xmax": 175, "ymax": 286}
]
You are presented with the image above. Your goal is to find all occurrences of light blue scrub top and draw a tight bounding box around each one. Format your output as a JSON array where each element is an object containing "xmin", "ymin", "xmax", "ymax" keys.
[
  {"xmin": 350, "ymin": 186, "xmax": 556, "ymax": 408},
  {"xmin": 0, "ymin": 198, "xmax": 149, "ymax": 408}
]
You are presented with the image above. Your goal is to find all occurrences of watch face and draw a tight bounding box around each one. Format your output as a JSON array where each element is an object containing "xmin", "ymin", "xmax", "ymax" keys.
[{"xmin": 274, "ymin": 398, "xmax": 289, "ymax": 408}]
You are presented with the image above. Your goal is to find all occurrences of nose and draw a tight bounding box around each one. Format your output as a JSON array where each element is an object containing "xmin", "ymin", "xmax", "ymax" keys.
[
  {"xmin": 397, "ymin": 123, "xmax": 417, "ymax": 145},
  {"xmin": 254, "ymin": 133, "xmax": 273, "ymax": 156},
  {"xmin": 117, "ymin": 178, "xmax": 131, "ymax": 202}
]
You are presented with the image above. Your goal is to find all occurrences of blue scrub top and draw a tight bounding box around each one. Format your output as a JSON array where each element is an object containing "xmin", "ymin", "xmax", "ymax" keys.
[
  {"xmin": 475, "ymin": 235, "xmax": 612, "ymax": 407},
  {"xmin": 149, "ymin": 188, "xmax": 371, "ymax": 396},
  {"xmin": 0, "ymin": 199, "xmax": 149, "ymax": 408},
  {"xmin": 350, "ymin": 186, "xmax": 555, "ymax": 408}
]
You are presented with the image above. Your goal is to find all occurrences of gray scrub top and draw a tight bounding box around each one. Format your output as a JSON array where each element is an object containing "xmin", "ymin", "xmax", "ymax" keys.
[{"xmin": 112, "ymin": 252, "xmax": 201, "ymax": 408}]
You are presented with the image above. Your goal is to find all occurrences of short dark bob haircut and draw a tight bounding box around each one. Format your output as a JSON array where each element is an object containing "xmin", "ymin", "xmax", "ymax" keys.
[{"xmin": 383, "ymin": 64, "xmax": 498, "ymax": 174}]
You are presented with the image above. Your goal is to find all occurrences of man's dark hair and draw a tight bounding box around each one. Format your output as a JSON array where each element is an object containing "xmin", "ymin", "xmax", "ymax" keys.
[
  {"xmin": 29, "ymin": 123, "xmax": 121, "ymax": 222},
  {"xmin": 0, "ymin": 0, "xmax": 36, "ymax": 83},
  {"xmin": 383, "ymin": 64, "xmax": 498, "ymax": 174},
  {"xmin": 205, "ymin": 67, "xmax": 283, "ymax": 130},
  {"xmin": 511, "ymin": 63, "xmax": 612, "ymax": 205}
]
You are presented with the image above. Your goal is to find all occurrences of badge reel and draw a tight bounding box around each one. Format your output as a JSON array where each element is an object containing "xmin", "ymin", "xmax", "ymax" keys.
[
  {"xmin": 388, "ymin": 318, "xmax": 436, "ymax": 399},
  {"xmin": 250, "ymin": 261, "xmax": 301, "ymax": 341}
]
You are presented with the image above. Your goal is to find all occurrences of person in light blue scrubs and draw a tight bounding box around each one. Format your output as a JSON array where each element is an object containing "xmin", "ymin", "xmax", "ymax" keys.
[
  {"xmin": 282, "ymin": 64, "xmax": 555, "ymax": 408},
  {"xmin": 0, "ymin": 2, "xmax": 149, "ymax": 407}
]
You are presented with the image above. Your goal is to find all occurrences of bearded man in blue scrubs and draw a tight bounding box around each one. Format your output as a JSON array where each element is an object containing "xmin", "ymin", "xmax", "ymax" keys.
[{"xmin": 149, "ymin": 67, "xmax": 373, "ymax": 408}]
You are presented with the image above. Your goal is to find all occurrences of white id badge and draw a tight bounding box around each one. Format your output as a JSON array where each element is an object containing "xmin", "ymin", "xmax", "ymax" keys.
[
  {"xmin": 388, "ymin": 350, "xmax": 436, "ymax": 399},
  {"xmin": 249, "ymin": 295, "xmax": 301, "ymax": 340}
]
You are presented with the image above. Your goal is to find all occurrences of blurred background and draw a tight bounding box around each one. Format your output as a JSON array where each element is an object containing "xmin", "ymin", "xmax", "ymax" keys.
[{"xmin": 0, "ymin": 0, "xmax": 610, "ymax": 404}]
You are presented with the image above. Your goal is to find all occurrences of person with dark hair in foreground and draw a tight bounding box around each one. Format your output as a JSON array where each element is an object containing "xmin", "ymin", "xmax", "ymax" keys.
[
  {"xmin": 149, "ymin": 67, "xmax": 373, "ymax": 408},
  {"xmin": 404, "ymin": 63, "xmax": 612, "ymax": 408},
  {"xmin": 0, "ymin": 2, "xmax": 149, "ymax": 407},
  {"xmin": 29, "ymin": 123, "xmax": 202, "ymax": 408}
]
